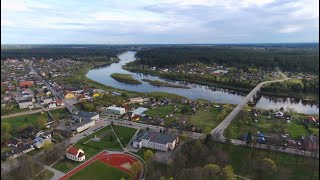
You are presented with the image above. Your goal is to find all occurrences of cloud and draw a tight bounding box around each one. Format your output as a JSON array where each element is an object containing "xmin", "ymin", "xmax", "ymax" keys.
[
  {"xmin": 278, "ymin": 25, "xmax": 303, "ymax": 33},
  {"xmin": 1, "ymin": 0, "xmax": 319, "ymax": 44}
]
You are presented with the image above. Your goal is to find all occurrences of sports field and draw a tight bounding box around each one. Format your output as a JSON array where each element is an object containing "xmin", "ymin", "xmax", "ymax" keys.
[{"xmin": 59, "ymin": 151, "xmax": 141, "ymax": 180}]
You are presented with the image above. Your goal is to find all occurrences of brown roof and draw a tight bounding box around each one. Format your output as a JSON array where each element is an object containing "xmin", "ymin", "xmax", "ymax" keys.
[{"xmin": 67, "ymin": 146, "xmax": 79, "ymax": 156}]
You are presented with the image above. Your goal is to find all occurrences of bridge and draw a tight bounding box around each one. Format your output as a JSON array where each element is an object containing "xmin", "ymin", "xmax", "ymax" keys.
[{"xmin": 211, "ymin": 71, "xmax": 289, "ymax": 140}]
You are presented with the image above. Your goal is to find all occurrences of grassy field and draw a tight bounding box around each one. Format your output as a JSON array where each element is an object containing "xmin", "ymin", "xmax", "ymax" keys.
[
  {"xmin": 53, "ymin": 125, "xmax": 137, "ymax": 173},
  {"xmin": 113, "ymin": 125, "xmax": 138, "ymax": 146},
  {"xmin": 111, "ymin": 73, "xmax": 141, "ymax": 84},
  {"xmin": 189, "ymin": 107, "xmax": 231, "ymax": 133},
  {"xmin": 53, "ymin": 126, "xmax": 121, "ymax": 173},
  {"xmin": 49, "ymin": 108, "xmax": 68, "ymax": 120},
  {"xmin": 145, "ymin": 105, "xmax": 175, "ymax": 118},
  {"xmin": 34, "ymin": 169, "xmax": 54, "ymax": 180},
  {"xmin": 68, "ymin": 161, "xmax": 130, "ymax": 180},
  {"xmin": 1, "ymin": 112, "xmax": 48, "ymax": 132}
]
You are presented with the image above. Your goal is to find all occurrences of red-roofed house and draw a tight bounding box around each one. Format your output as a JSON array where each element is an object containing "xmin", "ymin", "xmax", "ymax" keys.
[
  {"xmin": 19, "ymin": 81, "xmax": 34, "ymax": 88},
  {"xmin": 66, "ymin": 146, "xmax": 85, "ymax": 162}
]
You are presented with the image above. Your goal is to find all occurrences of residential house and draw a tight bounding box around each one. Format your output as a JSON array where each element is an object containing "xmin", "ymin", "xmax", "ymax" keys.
[
  {"xmin": 48, "ymin": 102, "xmax": 57, "ymax": 108},
  {"xmin": 63, "ymin": 91, "xmax": 75, "ymax": 99},
  {"xmin": 5, "ymin": 138, "xmax": 22, "ymax": 147},
  {"xmin": 56, "ymin": 99, "xmax": 65, "ymax": 106},
  {"xmin": 19, "ymin": 81, "xmax": 34, "ymax": 88},
  {"xmin": 17, "ymin": 97, "xmax": 34, "ymax": 109},
  {"xmin": 66, "ymin": 146, "xmax": 85, "ymax": 162},
  {"xmin": 132, "ymin": 131, "xmax": 179, "ymax": 151},
  {"xmin": 129, "ymin": 97, "xmax": 144, "ymax": 104}
]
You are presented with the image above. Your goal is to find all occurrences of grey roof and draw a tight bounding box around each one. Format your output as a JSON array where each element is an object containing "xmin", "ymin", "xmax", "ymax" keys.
[
  {"xmin": 71, "ymin": 118, "xmax": 94, "ymax": 130},
  {"xmin": 131, "ymin": 107, "xmax": 148, "ymax": 115},
  {"xmin": 134, "ymin": 131, "xmax": 178, "ymax": 145},
  {"xmin": 77, "ymin": 111, "xmax": 98, "ymax": 119}
]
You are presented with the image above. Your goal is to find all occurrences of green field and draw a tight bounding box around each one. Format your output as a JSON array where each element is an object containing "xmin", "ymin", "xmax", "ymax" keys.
[
  {"xmin": 53, "ymin": 125, "xmax": 137, "ymax": 173},
  {"xmin": 1, "ymin": 112, "xmax": 48, "ymax": 132},
  {"xmin": 111, "ymin": 73, "xmax": 141, "ymax": 84},
  {"xmin": 68, "ymin": 161, "xmax": 130, "ymax": 180},
  {"xmin": 50, "ymin": 108, "xmax": 68, "ymax": 120},
  {"xmin": 189, "ymin": 107, "xmax": 231, "ymax": 133},
  {"xmin": 34, "ymin": 169, "xmax": 54, "ymax": 180},
  {"xmin": 113, "ymin": 125, "xmax": 137, "ymax": 146},
  {"xmin": 145, "ymin": 105, "xmax": 175, "ymax": 118}
]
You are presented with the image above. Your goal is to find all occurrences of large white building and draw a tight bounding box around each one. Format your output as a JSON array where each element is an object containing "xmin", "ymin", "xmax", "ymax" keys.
[
  {"xmin": 66, "ymin": 146, "xmax": 85, "ymax": 162},
  {"xmin": 106, "ymin": 106, "xmax": 126, "ymax": 115},
  {"xmin": 132, "ymin": 131, "xmax": 179, "ymax": 152}
]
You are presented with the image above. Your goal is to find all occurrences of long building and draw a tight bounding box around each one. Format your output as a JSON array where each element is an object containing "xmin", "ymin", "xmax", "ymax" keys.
[{"xmin": 132, "ymin": 131, "xmax": 179, "ymax": 151}]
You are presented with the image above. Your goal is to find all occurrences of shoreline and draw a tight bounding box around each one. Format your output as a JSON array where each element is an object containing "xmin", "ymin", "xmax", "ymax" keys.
[
  {"xmin": 123, "ymin": 66, "xmax": 319, "ymax": 101},
  {"xmin": 141, "ymin": 79, "xmax": 190, "ymax": 89}
]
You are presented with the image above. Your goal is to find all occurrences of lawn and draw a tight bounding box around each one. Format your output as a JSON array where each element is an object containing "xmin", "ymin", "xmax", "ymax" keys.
[
  {"xmin": 49, "ymin": 108, "xmax": 68, "ymax": 120},
  {"xmin": 33, "ymin": 169, "xmax": 54, "ymax": 180},
  {"xmin": 189, "ymin": 107, "xmax": 231, "ymax": 133},
  {"xmin": 26, "ymin": 148, "xmax": 41, "ymax": 156},
  {"xmin": 68, "ymin": 160, "xmax": 130, "ymax": 180},
  {"xmin": 112, "ymin": 125, "xmax": 138, "ymax": 146},
  {"xmin": 53, "ymin": 125, "xmax": 125, "ymax": 173},
  {"xmin": 285, "ymin": 123, "xmax": 309, "ymax": 139},
  {"xmin": 145, "ymin": 105, "xmax": 175, "ymax": 118},
  {"xmin": 1, "ymin": 112, "xmax": 48, "ymax": 132}
]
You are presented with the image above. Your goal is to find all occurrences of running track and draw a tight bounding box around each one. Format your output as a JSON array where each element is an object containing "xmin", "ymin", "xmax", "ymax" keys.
[{"xmin": 59, "ymin": 151, "xmax": 140, "ymax": 180}]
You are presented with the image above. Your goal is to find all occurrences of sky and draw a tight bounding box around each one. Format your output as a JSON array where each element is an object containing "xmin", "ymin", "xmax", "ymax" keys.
[{"xmin": 1, "ymin": 0, "xmax": 319, "ymax": 44}]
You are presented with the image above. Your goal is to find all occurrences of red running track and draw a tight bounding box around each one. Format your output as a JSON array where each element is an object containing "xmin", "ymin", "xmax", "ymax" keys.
[
  {"xmin": 59, "ymin": 151, "xmax": 108, "ymax": 180},
  {"xmin": 59, "ymin": 152, "xmax": 140, "ymax": 180}
]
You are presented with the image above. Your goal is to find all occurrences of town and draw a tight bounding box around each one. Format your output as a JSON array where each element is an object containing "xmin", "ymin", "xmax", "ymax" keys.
[{"xmin": 1, "ymin": 51, "xmax": 319, "ymax": 180}]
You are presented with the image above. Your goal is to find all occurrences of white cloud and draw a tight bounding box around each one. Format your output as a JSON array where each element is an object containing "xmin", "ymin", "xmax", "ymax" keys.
[
  {"xmin": 1, "ymin": 1, "xmax": 30, "ymax": 12},
  {"xmin": 278, "ymin": 25, "xmax": 303, "ymax": 33}
]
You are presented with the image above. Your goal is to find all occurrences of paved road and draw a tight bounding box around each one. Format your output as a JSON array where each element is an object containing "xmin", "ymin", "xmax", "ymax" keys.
[
  {"xmin": 104, "ymin": 118, "xmax": 204, "ymax": 140},
  {"xmin": 29, "ymin": 63, "xmax": 78, "ymax": 114},
  {"xmin": 1, "ymin": 106, "xmax": 65, "ymax": 119},
  {"xmin": 211, "ymin": 70, "xmax": 289, "ymax": 139}
]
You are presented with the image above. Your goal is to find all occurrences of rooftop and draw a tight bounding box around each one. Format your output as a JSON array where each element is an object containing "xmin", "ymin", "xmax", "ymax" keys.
[{"xmin": 134, "ymin": 131, "xmax": 178, "ymax": 145}]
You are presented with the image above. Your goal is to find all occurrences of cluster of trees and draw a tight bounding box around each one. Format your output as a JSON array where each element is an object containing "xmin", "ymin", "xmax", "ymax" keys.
[
  {"xmin": 135, "ymin": 47, "xmax": 319, "ymax": 73},
  {"xmin": 1, "ymin": 45, "xmax": 123, "ymax": 62},
  {"xmin": 262, "ymin": 78, "xmax": 319, "ymax": 95},
  {"xmin": 145, "ymin": 137, "xmax": 319, "ymax": 180}
]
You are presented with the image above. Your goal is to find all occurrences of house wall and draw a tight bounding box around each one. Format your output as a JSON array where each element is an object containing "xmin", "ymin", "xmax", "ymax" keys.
[
  {"xmin": 76, "ymin": 120, "xmax": 96, "ymax": 133},
  {"xmin": 19, "ymin": 101, "xmax": 33, "ymax": 109}
]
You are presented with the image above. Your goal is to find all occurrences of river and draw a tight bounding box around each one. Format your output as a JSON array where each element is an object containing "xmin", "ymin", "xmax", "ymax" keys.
[{"xmin": 86, "ymin": 51, "xmax": 319, "ymax": 115}]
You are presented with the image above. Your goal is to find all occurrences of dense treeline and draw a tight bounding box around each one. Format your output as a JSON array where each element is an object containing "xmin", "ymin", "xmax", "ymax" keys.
[
  {"xmin": 135, "ymin": 47, "xmax": 319, "ymax": 73},
  {"xmin": 146, "ymin": 138, "xmax": 319, "ymax": 180},
  {"xmin": 1, "ymin": 46, "xmax": 125, "ymax": 61}
]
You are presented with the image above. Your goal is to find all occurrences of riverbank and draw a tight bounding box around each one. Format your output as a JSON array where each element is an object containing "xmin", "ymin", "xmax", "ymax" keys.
[
  {"xmin": 110, "ymin": 73, "xmax": 142, "ymax": 84},
  {"xmin": 141, "ymin": 79, "xmax": 190, "ymax": 89},
  {"xmin": 123, "ymin": 66, "xmax": 319, "ymax": 101}
]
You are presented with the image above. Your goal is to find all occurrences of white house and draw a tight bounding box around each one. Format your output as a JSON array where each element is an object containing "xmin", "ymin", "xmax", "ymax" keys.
[
  {"xmin": 106, "ymin": 106, "xmax": 126, "ymax": 115},
  {"xmin": 48, "ymin": 102, "xmax": 57, "ymax": 108},
  {"xmin": 129, "ymin": 97, "xmax": 144, "ymax": 104},
  {"xmin": 133, "ymin": 131, "xmax": 179, "ymax": 152},
  {"xmin": 66, "ymin": 146, "xmax": 85, "ymax": 162}
]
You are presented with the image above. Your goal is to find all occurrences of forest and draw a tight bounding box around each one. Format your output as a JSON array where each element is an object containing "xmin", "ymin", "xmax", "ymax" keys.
[
  {"xmin": 0, "ymin": 45, "xmax": 124, "ymax": 61},
  {"xmin": 135, "ymin": 46, "xmax": 319, "ymax": 74},
  {"xmin": 146, "ymin": 138, "xmax": 319, "ymax": 180}
]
